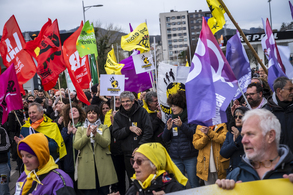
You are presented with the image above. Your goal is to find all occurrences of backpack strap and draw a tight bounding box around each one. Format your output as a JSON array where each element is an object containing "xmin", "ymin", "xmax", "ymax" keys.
[{"xmin": 52, "ymin": 169, "xmax": 67, "ymax": 186}]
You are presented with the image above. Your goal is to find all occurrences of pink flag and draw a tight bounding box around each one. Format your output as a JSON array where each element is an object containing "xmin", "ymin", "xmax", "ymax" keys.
[{"xmin": 0, "ymin": 64, "xmax": 23, "ymax": 124}]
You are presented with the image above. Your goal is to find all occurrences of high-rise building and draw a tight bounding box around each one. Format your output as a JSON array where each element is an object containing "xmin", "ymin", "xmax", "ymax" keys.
[
  {"xmin": 188, "ymin": 10, "xmax": 211, "ymax": 56},
  {"xmin": 159, "ymin": 10, "xmax": 189, "ymax": 62}
]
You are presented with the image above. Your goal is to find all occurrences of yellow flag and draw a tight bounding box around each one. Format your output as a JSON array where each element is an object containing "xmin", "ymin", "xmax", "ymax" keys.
[
  {"xmin": 206, "ymin": 0, "xmax": 226, "ymax": 34},
  {"xmin": 185, "ymin": 61, "xmax": 189, "ymax": 67},
  {"xmin": 104, "ymin": 48, "xmax": 124, "ymax": 75},
  {"xmin": 121, "ymin": 22, "xmax": 150, "ymax": 53}
]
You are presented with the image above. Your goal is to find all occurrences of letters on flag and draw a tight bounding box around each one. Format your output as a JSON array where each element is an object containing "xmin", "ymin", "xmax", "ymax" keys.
[
  {"xmin": 132, "ymin": 51, "xmax": 155, "ymax": 74},
  {"xmin": 100, "ymin": 74, "xmax": 125, "ymax": 96},
  {"xmin": 104, "ymin": 48, "xmax": 124, "ymax": 75},
  {"xmin": 0, "ymin": 15, "xmax": 36, "ymax": 87},
  {"xmin": 63, "ymin": 21, "xmax": 91, "ymax": 90},
  {"xmin": 206, "ymin": 0, "xmax": 226, "ymax": 34},
  {"xmin": 76, "ymin": 21, "xmax": 98, "ymax": 59},
  {"xmin": 158, "ymin": 62, "xmax": 190, "ymax": 123},
  {"xmin": 25, "ymin": 19, "xmax": 66, "ymax": 91},
  {"xmin": 63, "ymin": 21, "xmax": 90, "ymax": 105},
  {"xmin": 226, "ymin": 32, "xmax": 251, "ymax": 100},
  {"xmin": 0, "ymin": 65, "xmax": 23, "ymax": 124},
  {"xmin": 185, "ymin": 17, "xmax": 238, "ymax": 126},
  {"xmin": 121, "ymin": 22, "xmax": 150, "ymax": 53},
  {"xmin": 262, "ymin": 18, "xmax": 287, "ymax": 91}
]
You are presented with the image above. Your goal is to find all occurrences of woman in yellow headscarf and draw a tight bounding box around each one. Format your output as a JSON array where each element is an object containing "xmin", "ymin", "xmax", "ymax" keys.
[{"xmin": 110, "ymin": 142, "xmax": 187, "ymax": 195}]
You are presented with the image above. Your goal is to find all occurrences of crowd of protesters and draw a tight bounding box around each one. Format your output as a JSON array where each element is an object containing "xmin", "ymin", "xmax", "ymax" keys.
[{"xmin": 0, "ymin": 69, "xmax": 293, "ymax": 195}]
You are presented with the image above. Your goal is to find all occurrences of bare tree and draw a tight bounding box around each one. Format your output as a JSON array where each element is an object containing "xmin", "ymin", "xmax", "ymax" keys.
[{"xmin": 94, "ymin": 22, "xmax": 125, "ymax": 74}]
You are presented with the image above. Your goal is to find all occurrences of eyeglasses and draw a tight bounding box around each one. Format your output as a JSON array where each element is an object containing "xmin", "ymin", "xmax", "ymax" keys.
[
  {"xmin": 130, "ymin": 158, "xmax": 148, "ymax": 166},
  {"xmin": 245, "ymin": 93, "xmax": 257, "ymax": 97},
  {"xmin": 282, "ymin": 88, "xmax": 293, "ymax": 92},
  {"xmin": 234, "ymin": 115, "xmax": 243, "ymax": 120},
  {"xmin": 121, "ymin": 100, "xmax": 132, "ymax": 104}
]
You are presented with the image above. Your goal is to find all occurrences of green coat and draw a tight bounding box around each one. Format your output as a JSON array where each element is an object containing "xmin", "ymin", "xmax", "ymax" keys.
[{"xmin": 73, "ymin": 124, "xmax": 118, "ymax": 189}]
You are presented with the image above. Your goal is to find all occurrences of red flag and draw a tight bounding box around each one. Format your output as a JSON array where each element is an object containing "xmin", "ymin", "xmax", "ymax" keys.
[
  {"xmin": 63, "ymin": 21, "xmax": 91, "ymax": 89},
  {"xmin": 25, "ymin": 19, "xmax": 66, "ymax": 91},
  {"xmin": 0, "ymin": 15, "xmax": 36, "ymax": 87},
  {"xmin": 0, "ymin": 64, "xmax": 23, "ymax": 124},
  {"xmin": 63, "ymin": 21, "xmax": 90, "ymax": 105}
]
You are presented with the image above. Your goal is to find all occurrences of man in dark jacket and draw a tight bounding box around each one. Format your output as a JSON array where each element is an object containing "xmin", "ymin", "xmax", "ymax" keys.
[
  {"xmin": 216, "ymin": 109, "xmax": 293, "ymax": 190},
  {"xmin": 264, "ymin": 76, "xmax": 293, "ymax": 152},
  {"xmin": 144, "ymin": 91, "xmax": 165, "ymax": 146},
  {"xmin": 112, "ymin": 91, "xmax": 153, "ymax": 181}
]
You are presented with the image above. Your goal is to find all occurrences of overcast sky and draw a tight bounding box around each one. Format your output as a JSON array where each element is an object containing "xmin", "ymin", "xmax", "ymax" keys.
[{"xmin": 0, "ymin": 0, "xmax": 292, "ymax": 36}]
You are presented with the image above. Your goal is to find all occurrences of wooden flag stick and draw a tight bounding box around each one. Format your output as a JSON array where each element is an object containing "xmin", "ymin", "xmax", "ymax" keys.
[
  {"xmin": 218, "ymin": 0, "xmax": 268, "ymax": 75},
  {"xmin": 58, "ymin": 77, "xmax": 63, "ymax": 102}
]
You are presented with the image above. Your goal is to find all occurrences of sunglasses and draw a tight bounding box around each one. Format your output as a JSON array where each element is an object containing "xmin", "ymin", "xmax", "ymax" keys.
[
  {"xmin": 234, "ymin": 115, "xmax": 243, "ymax": 120},
  {"xmin": 130, "ymin": 158, "xmax": 148, "ymax": 166}
]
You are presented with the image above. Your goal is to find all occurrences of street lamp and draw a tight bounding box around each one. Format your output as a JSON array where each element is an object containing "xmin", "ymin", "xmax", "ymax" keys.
[
  {"xmin": 82, "ymin": 0, "xmax": 103, "ymax": 22},
  {"xmin": 268, "ymin": 0, "xmax": 272, "ymax": 29}
]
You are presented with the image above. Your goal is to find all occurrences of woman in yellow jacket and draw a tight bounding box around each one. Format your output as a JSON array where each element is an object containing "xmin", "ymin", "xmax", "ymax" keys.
[{"xmin": 192, "ymin": 123, "xmax": 229, "ymax": 185}]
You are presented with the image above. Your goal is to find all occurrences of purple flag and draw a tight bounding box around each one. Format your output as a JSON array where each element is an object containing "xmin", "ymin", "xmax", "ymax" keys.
[
  {"xmin": 120, "ymin": 56, "xmax": 152, "ymax": 93},
  {"xmin": 226, "ymin": 32, "xmax": 251, "ymax": 100},
  {"xmin": 0, "ymin": 64, "xmax": 23, "ymax": 124},
  {"xmin": 289, "ymin": 1, "xmax": 293, "ymax": 19},
  {"xmin": 186, "ymin": 17, "xmax": 238, "ymax": 126},
  {"xmin": 129, "ymin": 23, "xmax": 133, "ymax": 32},
  {"xmin": 263, "ymin": 18, "xmax": 287, "ymax": 91}
]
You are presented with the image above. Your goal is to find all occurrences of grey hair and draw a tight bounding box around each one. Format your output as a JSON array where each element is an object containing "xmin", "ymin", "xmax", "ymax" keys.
[
  {"xmin": 273, "ymin": 76, "xmax": 290, "ymax": 92},
  {"xmin": 28, "ymin": 102, "xmax": 44, "ymax": 114},
  {"xmin": 242, "ymin": 109, "xmax": 281, "ymax": 147},
  {"xmin": 145, "ymin": 91, "xmax": 157, "ymax": 105},
  {"xmin": 120, "ymin": 91, "xmax": 135, "ymax": 101},
  {"xmin": 235, "ymin": 109, "xmax": 244, "ymax": 115}
]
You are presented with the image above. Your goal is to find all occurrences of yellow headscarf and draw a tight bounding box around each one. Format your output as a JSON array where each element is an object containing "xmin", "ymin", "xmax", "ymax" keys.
[
  {"xmin": 17, "ymin": 133, "xmax": 59, "ymax": 195},
  {"xmin": 132, "ymin": 143, "xmax": 188, "ymax": 189}
]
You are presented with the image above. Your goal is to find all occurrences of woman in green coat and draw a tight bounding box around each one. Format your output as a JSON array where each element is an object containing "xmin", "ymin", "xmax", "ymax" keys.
[{"xmin": 73, "ymin": 105, "xmax": 118, "ymax": 195}]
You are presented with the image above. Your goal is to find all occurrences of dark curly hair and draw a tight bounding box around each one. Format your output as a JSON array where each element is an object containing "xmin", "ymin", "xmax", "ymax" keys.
[
  {"xmin": 63, "ymin": 103, "xmax": 86, "ymax": 127},
  {"xmin": 167, "ymin": 90, "xmax": 186, "ymax": 109}
]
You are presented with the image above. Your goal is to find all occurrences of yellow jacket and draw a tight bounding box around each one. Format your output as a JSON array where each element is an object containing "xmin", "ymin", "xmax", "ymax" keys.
[{"xmin": 192, "ymin": 123, "xmax": 229, "ymax": 181}]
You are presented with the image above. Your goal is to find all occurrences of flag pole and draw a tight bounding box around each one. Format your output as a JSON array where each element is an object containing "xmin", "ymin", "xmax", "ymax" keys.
[
  {"xmin": 64, "ymin": 69, "xmax": 75, "ymax": 127},
  {"xmin": 94, "ymin": 54, "xmax": 100, "ymax": 83},
  {"xmin": 58, "ymin": 77, "xmax": 63, "ymax": 102},
  {"xmin": 116, "ymin": 43, "xmax": 120, "ymax": 62},
  {"xmin": 13, "ymin": 111, "xmax": 22, "ymax": 127},
  {"xmin": 237, "ymin": 83, "xmax": 252, "ymax": 110},
  {"xmin": 218, "ymin": 0, "xmax": 268, "ymax": 75},
  {"xmin": 153, "ymin": 36, "xmax": 157, "ymax": 92}
]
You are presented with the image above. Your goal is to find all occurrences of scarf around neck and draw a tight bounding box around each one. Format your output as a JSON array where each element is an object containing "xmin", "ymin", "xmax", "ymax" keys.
[
  {"xmin": 132, "ymin": 170, "xmax": 166, "ymax": 189},
  {"xmin": 171, "ymin": 108, "xmax": 187, "ymax": 122}
]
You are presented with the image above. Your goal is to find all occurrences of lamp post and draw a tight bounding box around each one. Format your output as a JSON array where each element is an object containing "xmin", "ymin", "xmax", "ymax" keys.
[
  {"xmin": 82, "ymin": 0, "xmax": 103, "ymax": 22},
  {"xmin": 268, "ymin": 0, "xmax": 272, "ymax": 29}
]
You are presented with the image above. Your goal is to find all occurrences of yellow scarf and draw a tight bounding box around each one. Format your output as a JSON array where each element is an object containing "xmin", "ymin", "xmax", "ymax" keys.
[
  {"xmin": 142, "ymin": 100, "xmax": 157, "ymax": 114},
  {"xmin": 24, "ymin": 114, "xmax": 67, "ymax": 159},
  {"xmin": 132, "ymin": 170, "xmax": 166, "ymax": 189},
  {"xmin": 22, "ymin": 156, "xmax": 58, "ymax": 195}
]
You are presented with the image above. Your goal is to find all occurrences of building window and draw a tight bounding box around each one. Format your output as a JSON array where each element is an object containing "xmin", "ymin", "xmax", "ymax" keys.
[
  {"xmin": 174, "ymin": 45, "xmax": 178, "ymax": 48},
  {"xmin": 177, "ymin": 16, "xmax": 180, "ymax": 19},
  {"xmin": 182, "ymin": 27, "xmax": 186, "ymax": 30},
  {"xmin": 172, "ymin": 22, "xmax": 176, "ymax": 25},
  {"xmin": 191, "ymin": 26, "xmax": 194, "ymax": 30},
  {"xmin": 183, "ymin": 33, "xmax": 187, "ymax": 36},
  {"xmin": 167, "ymin": 23, "xmax": 171, "ymax": 27},
  {"xmin": 192, "ymin": 37, "xmax": 196, "ymax": 41},
  {"xmin": 168, "ymin": 40, "xmax": 172, "ymax": 44},
  {"xmin": 196, "ymin": 32, "xmax": 200, "ymax": 35},
  {"xmin": 172, "ymin": 28, "xmax": 176, "ymax": 31},
  {"xmin": 190, "ymin": 15, "xmax": 193, "ymax": 18},
  {"xmin": 173, "ymin": 39, "xmax": 177, "ymax": 42},
  {"xmin": 168, "ymin": 34, "xmax": 172, "ymax": 39},
  {"xmin": 166, "ymin": 17, "xmax": 170, "ymax": 22},
  {"xmin": 191, "ymin": 20, "xmax": 194, "ymax": 24},
  {"xmin": 178, "ymin": 27, "xmax": 181, "ymax": 30},
  {"xmin": 184, "ymin": 38, "xmax": 187, "ymax": 42},
  {"xmin": 173, "ymin": 34, "xmax": 177, "ymax": 37},
  {"xmin": 167, "ymin": 28, "xmax": 171, "ymax": 33},
  {"xmin": 171, "ymin": 16, "xmax": 176, "ymax": 20},
  {"xmin": 191, "ymin": 32, "xmax": 195, "ymax": 35},
  {"xmin": 182, "ymin": 21, "xmax": 186, "ymax": 24},
  {"xmin": 178, "ymin": 33, "xmax": 182, "ymax": 36},
  {"xmin": 169, "ymin": 45, "xmax": 173, "ymax": 50},
  {"xmin": 181, "ymin": 15, "xmax": 185, "ymax": 19},
  {"xmin": 177, "ymin": 22, "xmax": 181, "ymax": 25},
  {"xmin": 184, "ymin": 44, "xmax": 188, "ymax": 47},
  {"xmin": 169, "ymin": 51, "xmax": 173, "ymax": 56},
  {"xmin": 179, "ymin": 44, "xmax": 183, "ymax": 48}
]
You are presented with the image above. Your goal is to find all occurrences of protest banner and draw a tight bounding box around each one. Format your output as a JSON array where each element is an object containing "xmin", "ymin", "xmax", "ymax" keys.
[
  {"xmin": 132, "ymin": 51, "xmax": 155, "ymax": 74},
  {"xmin": 157, "ymin": 62, "xmax": 189, "ymax": 123},
  {"xmin": 100, "ymin": 74, "xmax": 125, "ymax": 96}
]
